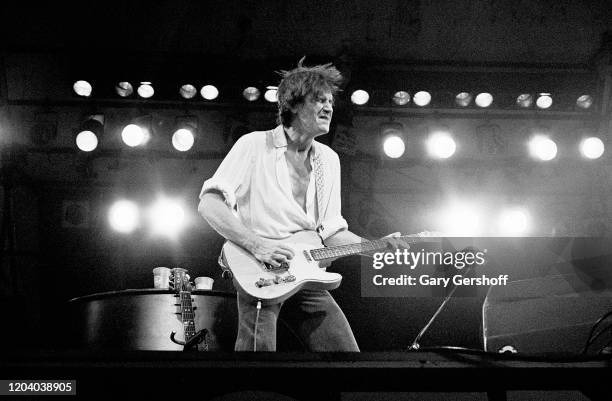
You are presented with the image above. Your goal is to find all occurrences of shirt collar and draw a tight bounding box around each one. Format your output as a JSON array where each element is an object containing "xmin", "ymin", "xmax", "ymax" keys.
[{"xmin": 272, "ymin": 125, "xmax": 320, "ymax": 157}]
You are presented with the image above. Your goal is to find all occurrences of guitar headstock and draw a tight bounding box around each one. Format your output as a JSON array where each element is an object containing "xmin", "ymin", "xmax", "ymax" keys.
[{"xmin": 170, "ymin": 268, "xmax": 192, "ymax": 292}]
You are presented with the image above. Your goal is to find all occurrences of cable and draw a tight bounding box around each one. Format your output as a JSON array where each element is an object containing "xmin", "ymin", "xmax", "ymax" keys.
[
  {"xmin": 253, "ymin": 300, "xmax": 261, "ymax": 352},
  {"xmin": 582, "ymin": 310, "xmax": 612, "ymax": 354}
]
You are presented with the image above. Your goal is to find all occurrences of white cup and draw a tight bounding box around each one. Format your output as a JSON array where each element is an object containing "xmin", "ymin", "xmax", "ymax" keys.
[
  {"xmin": 195, "ymin": 276, "xmax": 214, "ymax": 290},
  {"xmin": 152, "ymin": 267, "xmax": 171, "ymax": 289}
]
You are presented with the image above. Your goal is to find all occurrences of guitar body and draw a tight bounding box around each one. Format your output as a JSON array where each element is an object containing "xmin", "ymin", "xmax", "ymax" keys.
[{"xmin": 222, "ymin": 231, "xmax": 342, "ymax": 305}]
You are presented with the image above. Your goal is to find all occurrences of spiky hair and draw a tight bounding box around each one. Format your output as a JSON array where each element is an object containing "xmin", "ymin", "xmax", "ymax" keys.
[{"xmin": 276, "ymin": 57, "xmax": 343, "ymax": 127}]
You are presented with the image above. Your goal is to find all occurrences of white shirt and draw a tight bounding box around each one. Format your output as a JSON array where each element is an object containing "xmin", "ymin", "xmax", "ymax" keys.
[{"xmin": 200, "ymin": 125, "xmax": 348, "ymax": 241}]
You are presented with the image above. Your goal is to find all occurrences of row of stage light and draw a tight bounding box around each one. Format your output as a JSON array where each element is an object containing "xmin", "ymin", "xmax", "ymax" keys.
[
  {"xmin": 108, "ymin": 198, "xmax": 187, "ymax": 238},
  {"xmin": 73, "ymin": 80, "xmax": 278, "ymax": 102},
  {"xmin": 75, "ymin": 114, "xmax": 199, "ymax": 152},
  {"xmin": 380, "ymin": 127, "xmax": 606, "ymax": 160},
  {"xmin": 106, "ymin": 197, "xmax": 533, "ymax": 237},
  {"xmin": 72, "ymin": 80, "xmax": 594, "ymax": 111},
  {"xmin": 75, "ymin": 114, "xmax": 606, "ymax": 161}
]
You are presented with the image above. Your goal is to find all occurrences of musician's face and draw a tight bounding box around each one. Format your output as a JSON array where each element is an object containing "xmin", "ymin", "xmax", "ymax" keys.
[{"xmin": 292, "ymin": 91, "xmax": 333, "ymax": 137}]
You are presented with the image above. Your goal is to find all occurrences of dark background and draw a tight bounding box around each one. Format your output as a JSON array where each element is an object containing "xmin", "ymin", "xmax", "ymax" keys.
[{"xmin": 1, "ymin": 0, "xmax": 612, "ymax": 356}]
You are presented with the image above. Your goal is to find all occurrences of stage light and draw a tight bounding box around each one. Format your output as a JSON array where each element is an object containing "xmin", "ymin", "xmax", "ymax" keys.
[
  {"xmin": 383, "ymin": 135, "xmax": 405, "ymax": 158},
  {"xmin": 580, "ymin": 137, "xmax": 605, "ymax": 159},
  {"xmin": 439, "ymin": 203, "xmax": 482, "ymax": 236},
  {"xmin": 516, "ymin": 94, "xmax": 533, "ymax": 108},
  {"xmin": 109, "ymin": 200, "xmax": 140, "ymax": 234},
  {"xmin": 115, "ymin": 81, "xmax": 134, "ymax": 97},
  {"xmin": 475, "ymin": 93, "xmax": 493, "ymax": 108},
  {"xmin": 75, "ymin": 115, "xmax": 104, "ymax": 152},
  {"xmin": 498, "ymin": 208, "xmax": 530, "ymax": 236},
  {"xmin": 122, "ymin": 124, "xmax": 145, "ymax": 147},
  {"xmin": 264, "ymin": 87, "xmax": 278, "ymax": 103},
  {"xmin": 76, "ymin": 131, "xmax": 98, "ymax": 152},
  {"xmin": 171, "ymin": 116, "xmax": 197, "ymax": 152},
  {"xmin": 426, "ymin": 131, "xmax": 456, "ymax": 159},
  {"xmin": 528, "ymin": 135, "xmax": 557, "ymax": 161},
  {"xmin": 73, "ymin": 80, "xmax": 92, "ymax": 97},
  {"xmin": 201, "ymin": 85, "xmax": 219, "ymax": 100},
  {"xmin": 179, "ymin": 84, "xmax": 197, "ymax": 99},
  {"xmin": 455, "ymin": 92, "xmax": 472, "ymax": 107},
  {"xmin": 149, "ymin": 198, "xmax": 186, "ymax": 237},
  {"xmin": 137, "ymin": 82, "xmax": 154, "ymax": 98},
  {"xmin": 172, "ymin": 129, "xmax": 195, "ymax": 152},
  {"xmin": 536, "ymin": 93, "xmax": 552, "ymax": 109},
  {"xmin": 243, "ymin": 87, "xmax": 260, "ymax": 101},
  {"xmin": 350, "ymin": 89, "xmax": 369, "ymax": 105},
  {"xmin": 413, "ymin": 91, "xmax": 431, "ymax": 107},
  {"xmin": 576, "ymin": 95, "xmax": 593, "ymax": 109},
  {"xmin": 392, "ymin": 91, "xmax": 410, "ymax": 106},
  {"xmin": 380, "ymin": 122, "xmax": 405, "ymax": 158}
]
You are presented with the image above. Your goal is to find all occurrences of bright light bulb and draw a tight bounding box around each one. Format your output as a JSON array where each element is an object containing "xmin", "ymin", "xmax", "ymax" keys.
[
  {"xmin": 413, "ymin": 91, "xmax": 432, "ymax": 107},
  {"xmin": 529, "ymin": 135, "xmax": 557, "ymax": 161},
  {"xmin": 200, "ymin": 85, "xmax": 219, "ymax": 100},
  {"xmin": 580, "ymin": 137, "xmax": 604, "ymax": 159},
  {"xmin": 137, "ymin": 82, "xmax": 154, "ymax": 98},
  {"xmin": 73, "ymin": 80, "xmax": 92, "ymax": 97},
  {"xmin": 350, "ymin": 90, "xmax": 369, "ymax": 105},
  {"xmin": 121, "ymin": 124, "xmax": 146, "ymax": 147},
  {"xmin": 475, "ymin": 93, "xmax": 493, "ymax": 108},
  {"xmin": 264, "ymin": 88, "xmax": 278, "ymax": 103},
  {"xmin": 109, "ymin": 200, "xmax": 139, "ymax": 233},
  {"xmin": 383, "ymin": 135, "xmax": 405, "ymax": 158},
  {"xmin": 75, "ymin": 130, "xmax": 98, "ymax": 152},
  {"xmin": 149, "ymin": 199, "xmax": 186, "ymax": 237},
  {"xmin": 172, "ymin": 128, "xmax": 195, "ymax": 152},
  {"xmin": 536, "ymin": 94, "xmax": 553, "ymax": 109},
  {"xmin": 427, "ymin": 132, "xmax": 456, "ymax": 159}
]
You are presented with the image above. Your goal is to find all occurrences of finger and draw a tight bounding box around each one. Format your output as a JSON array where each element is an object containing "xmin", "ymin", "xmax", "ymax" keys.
[
  {"xmin": 265, "ymin": 258, "xmax": 281, "ymax": 268},
  {"xmin": 272, "ymin": 254, "xmax": 288, "ymax": 263},
  {"xmin": 276, "ymin": 245, "xmax": 295, "ymax": 258}
]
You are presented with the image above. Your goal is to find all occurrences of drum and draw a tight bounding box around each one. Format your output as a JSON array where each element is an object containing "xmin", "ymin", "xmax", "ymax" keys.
[{"xmin": 68, "ymin": 289, "xmax": 237, "ymax": 351}]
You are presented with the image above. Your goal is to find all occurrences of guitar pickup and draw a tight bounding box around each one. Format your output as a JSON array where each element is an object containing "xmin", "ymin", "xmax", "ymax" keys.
[
  {"xmin": 263, "ymin": 262, "xmax": 289, "ymax": 272},
  {"xmin": 255, "ymin": 278, "xmax": 273, "ymax": 288}
]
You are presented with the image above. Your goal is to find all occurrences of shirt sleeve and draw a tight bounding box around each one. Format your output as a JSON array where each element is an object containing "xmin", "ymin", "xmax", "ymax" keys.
[
  {"xmin": 317, "ymin": 151, "xmax": 348, "ymax": 241},
  {"xmin": 199, "ymin": 134, "xmax": 254, "ymax": 210}
]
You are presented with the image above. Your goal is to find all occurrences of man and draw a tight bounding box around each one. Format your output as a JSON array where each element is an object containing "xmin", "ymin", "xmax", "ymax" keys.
[{"xmin": 199, "ymin": 59, "xmax": 400, "ymax": 352}]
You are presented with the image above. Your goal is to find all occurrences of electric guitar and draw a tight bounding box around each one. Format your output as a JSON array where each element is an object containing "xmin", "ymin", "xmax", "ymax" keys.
[
  {"xmin": 169, "ymin": 268, "xmax": 208, "ymax": 351},
  {"xmin": 222, "ymin": 230, "xmax": 438, "ymax": 305}
]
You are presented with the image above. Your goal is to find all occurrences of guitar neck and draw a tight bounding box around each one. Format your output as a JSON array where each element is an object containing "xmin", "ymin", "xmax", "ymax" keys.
[
  {"xmin": 309, "ymin": 235, "xmax": 432, "ymax": 261},
  {"xmin": 179, "ymin": 290, "xmax": 196, "ymax": 341}
]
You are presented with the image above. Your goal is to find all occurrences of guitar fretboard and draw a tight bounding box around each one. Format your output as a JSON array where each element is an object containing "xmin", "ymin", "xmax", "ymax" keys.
[
  {"xmin": 179, "ymin": 291, "xmax": 196, "ymax": 340},
  {"xmin": 309, "ymin": 235, "xmax": 436, "ymax": 261}
]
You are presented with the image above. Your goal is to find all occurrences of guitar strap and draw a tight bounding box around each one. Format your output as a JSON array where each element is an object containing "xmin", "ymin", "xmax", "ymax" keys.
[{"xmin": 312, "ymin": 152, "xmax": 325, "ymax": 237}]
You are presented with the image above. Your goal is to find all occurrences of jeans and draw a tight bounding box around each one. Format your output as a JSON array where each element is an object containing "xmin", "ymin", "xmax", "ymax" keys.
[{"xmin": 234, "ymin": 288, "xmax": 360, "ymax": 352}]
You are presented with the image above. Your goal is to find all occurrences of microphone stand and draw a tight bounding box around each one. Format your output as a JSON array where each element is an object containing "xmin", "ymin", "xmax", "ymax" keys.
[{"xmin": 409, "ymin": 263, "xmax": 475, "ymax": 350}]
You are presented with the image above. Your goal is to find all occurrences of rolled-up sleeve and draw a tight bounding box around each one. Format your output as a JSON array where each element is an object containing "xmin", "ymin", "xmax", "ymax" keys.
[
  {"xmin": 199, "ymin": 135, "xmax": 254, "ymax": 210},
  {"xmin": 317, "ymin": 152, "xmax": 348, "ymax": 241}
]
